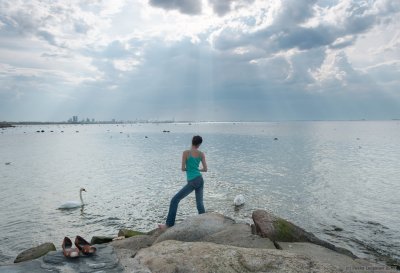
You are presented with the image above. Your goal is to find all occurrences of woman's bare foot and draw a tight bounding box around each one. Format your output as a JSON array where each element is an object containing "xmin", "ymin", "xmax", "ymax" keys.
[{"xmin": 158, "ymin": 224, "xmax": 169, "ymax": 230}]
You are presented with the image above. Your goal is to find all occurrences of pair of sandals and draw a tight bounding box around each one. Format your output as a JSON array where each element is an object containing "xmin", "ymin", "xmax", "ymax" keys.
[{"xmin": 62, "ymin": 236, "xmax": 97, "ymax": 258}]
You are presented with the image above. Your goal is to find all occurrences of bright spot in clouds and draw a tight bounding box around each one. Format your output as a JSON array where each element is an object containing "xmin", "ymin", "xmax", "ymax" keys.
[{"xmin": 0, "ymin": 0, "xmax": 399, "ymax": 121}]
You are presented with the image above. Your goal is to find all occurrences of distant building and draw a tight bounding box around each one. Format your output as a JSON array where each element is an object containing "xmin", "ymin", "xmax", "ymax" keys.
[{"xmin": 73, "ymin": 116, "xmax": 78, "ymax": 123}]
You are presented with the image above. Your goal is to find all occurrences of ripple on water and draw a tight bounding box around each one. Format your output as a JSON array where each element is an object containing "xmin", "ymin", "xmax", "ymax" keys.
[{"xmin": 0, "ymin": 122, "xmax": 399, "ymax": 265}]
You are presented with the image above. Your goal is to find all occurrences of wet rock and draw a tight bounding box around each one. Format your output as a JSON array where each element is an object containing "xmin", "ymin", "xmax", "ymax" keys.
[
  {"xmin": 90, "ymin": 236, "xmax": 114, "ymax": 244},
  {"xmin": 2, "ymin": 244, "xmax": 123, "ymax": 273},
  {"xmin": 14, "ymin": 242, "xmax": 56, "ymax": 263},
  {"xmin": 154, "ymin": 212, "xmax": 235, "ymax": 244},
  {"xmin": 279, "ymin": 242, "xmax": 376, "ymax": 271},
  {"xmin": 133, "ymin": 240, "xmax": 343, "ymax": 273},
  {"xmin": 118, "ymin": 229, "xmax": 146, "ymax": 238},
  {"xmin": 252, "ymin": 210, "xmax": 356, "ymax": 258}
]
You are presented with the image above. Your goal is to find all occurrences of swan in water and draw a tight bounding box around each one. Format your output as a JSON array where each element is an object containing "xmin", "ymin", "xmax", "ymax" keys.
[
  {"xmin": 233, "ymin": 194, "xmax": 245, "ymax": 206},
  {"xmin": 59, "ymin": 188, "xmax": 86, "ymax": 209}
]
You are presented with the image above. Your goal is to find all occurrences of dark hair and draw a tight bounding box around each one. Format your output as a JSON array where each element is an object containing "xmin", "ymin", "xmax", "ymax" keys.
[{"xmin": 192, "ymin": 135, "xmax": 203, "ymax": 146}]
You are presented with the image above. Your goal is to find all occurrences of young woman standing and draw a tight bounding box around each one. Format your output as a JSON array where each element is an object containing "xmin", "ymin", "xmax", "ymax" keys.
[{"xmin": 160, "ymin": 135, "xmax": 207, "ymax": 229}]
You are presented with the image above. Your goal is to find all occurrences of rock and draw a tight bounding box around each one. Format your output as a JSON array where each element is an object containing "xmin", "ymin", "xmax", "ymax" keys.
[
  {"xmin": 202, "ymin": 223, "xmax": 276, "ymax": 249},
  {"xmin": 154, "ymin": 212, "xmax": 235, "ymax": 244},
  {"xmin": 2, "ymin": 244, "xmax": 123, "ymax": 273},
  {"xmin": 42, "ymin": 244, "xmax": 122, "ymax": 272},
  {"xmin": 252, "ymin": 210, "xmax": 356, "ymax": 257},
  {"xmin": 279, "ymin": 242, "xmax": 379, "ymax": 272},
  {"xmin": 111, "ymin": 235, "xmax": 155, "ymax": 251},
  {"xmin": 132, "ymin": 240, "xmax": 343, "ymax": 273},
  {"xmin": 333, "ymin": 226, "xmax": 343, "ymax": 232},
  {"xmin": 91, "ymin": 236, "xmax": 115, "ymax": 245},
  {"xmin": 14, "ymin": 242, "xmax": 56, "ymax": 263},
  {"xmin": 118, "ymin": 229, "xmax": 146, "ymax": 238}
]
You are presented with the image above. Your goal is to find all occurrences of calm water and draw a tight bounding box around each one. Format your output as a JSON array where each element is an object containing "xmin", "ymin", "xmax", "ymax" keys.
[{"xmin": 0, "ymin": 122, "xmax": 399, "ymax": 265}]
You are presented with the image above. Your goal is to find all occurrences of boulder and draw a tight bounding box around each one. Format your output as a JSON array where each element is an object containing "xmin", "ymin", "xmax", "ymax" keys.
[
  {"xmin": 279, "ymin": 242, "xmax": 379, "ymax": 272},
  {"xmin": 111, "ymin": 235, "xmax": 155, "ymax": 251},
  {"xmin": 202, "ymin": 223, "xmax": 275, "ymax": 249},
  {"xmin": 3, "ymin": 244, "xmax": 123, "ymax": 273},
  {"xmin": 132, "ymin": 240, "xmax": 343, "ymax": 273},
  {"xmin": 118, "ymin": 229, "xmax": 146, "ymax": 238},
  {"xmin": 252, "ymin": 210, "xmax": 356, "ymax": 257},
  {"xmin": 154, "ymin": 212, "xmax": 235, "ymax": 244},
  {"xmin": 91, "ymin": 236, "xmax": 115, "ymax": 245},
  {"xmin": 14, "ymin": 242, "xmax": 56, "ymax": 263}
]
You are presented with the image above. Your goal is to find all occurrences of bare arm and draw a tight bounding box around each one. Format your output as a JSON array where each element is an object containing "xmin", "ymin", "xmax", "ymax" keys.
[
  {"xmin": 200, "ymin": 152, "xmax": 207, "ymax": 172},
  {"xmin": 181, "ymin": 151, "xmax": 187, "ymax": 171}
]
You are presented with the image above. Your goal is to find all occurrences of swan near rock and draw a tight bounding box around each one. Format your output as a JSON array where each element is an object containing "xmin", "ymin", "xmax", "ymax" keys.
[{"xmin": 59, "ymin": 188, "xmax": 86, "ymax": 209}]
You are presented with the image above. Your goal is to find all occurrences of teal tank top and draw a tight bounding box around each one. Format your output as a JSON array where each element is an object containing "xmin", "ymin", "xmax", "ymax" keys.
[{"xmin": 186, "ymin": 151, "xmax": 202, "ymax": 181}]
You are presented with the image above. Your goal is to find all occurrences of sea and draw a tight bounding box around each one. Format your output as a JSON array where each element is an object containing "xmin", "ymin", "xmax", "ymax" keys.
[{"xmin": 0, "ymin": 121, "xmax": 399, "ymax": 265}]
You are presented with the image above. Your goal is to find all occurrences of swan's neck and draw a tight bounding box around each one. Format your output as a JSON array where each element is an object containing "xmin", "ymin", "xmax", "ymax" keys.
[{"xmin": 79, "ymin": 191, "xmax": 84, "ymax": 205}]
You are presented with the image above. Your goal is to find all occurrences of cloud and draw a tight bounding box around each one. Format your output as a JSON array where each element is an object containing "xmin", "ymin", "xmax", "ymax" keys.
[
  {"xmin": 149, "ymin": 0, "xmax": 202, "ymax": 15},
  {"xmin": 0, "ymin": 0, "xmax": 399, "ymax": 121},
  {"xmin": 208, "ymin": 0, "xmax": 256, "ymax": 16},
  {"xmin": 212, "ymin": 0, "xmax": 400, "ymax": 55}
]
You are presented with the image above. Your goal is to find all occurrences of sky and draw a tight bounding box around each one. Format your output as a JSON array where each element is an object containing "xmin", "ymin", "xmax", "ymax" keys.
[{"xmin": 0, "ymin": 0, "xmax": 399, "ymax": 122}]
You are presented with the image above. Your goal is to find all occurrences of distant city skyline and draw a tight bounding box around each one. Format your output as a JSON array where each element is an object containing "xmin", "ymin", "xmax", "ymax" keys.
[{"xmin": 0, "ymin": 1, "xmax": 399, "ymax": 121}]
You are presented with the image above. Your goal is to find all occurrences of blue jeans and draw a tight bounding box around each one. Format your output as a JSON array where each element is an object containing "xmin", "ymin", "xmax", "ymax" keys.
[{"xmin": 166, "ymin": 176, "xmax": 205, "ymax": 227}]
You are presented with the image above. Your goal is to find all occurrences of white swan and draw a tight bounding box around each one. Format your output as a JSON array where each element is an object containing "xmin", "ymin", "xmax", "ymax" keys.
[
  {"xmin": 59, "ymin": 188, "xmax": 86, "ymax": 209},
  {"xmin": 233, "ymin": 194, "xmax": 245, "ymax": 206}
]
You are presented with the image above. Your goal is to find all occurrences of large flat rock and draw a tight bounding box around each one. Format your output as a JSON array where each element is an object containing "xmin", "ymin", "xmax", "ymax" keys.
[
  {"xmin": 154, "ymin": 212, "xmax": 235, "ymax": 244},
  {"xmin": 111, "ymin": 235, "xmax": 155, "ymax": 251},
  {"xmin": 0, "ymin": 244, "xmax": 123, "ymax": 273},
  {"xmin": 279, "ymin": 242, "xmax": 397, "ymax": 273},
  {"xmin": 133, "ymin": 240, "xmax": 344, "ymax": 273}
]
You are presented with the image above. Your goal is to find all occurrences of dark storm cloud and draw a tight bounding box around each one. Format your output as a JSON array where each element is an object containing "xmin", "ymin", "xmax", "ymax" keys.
[
  {"xmin": 208, "ymin": 0, "xmax": 256, "ymax": 16},
  {"xmin": 208, "ymin": 0, "xmax": 231, "ymax": 16},
  {"xmin": 149, "ymin": 0, "xmax": 202, "ymax": 15}
]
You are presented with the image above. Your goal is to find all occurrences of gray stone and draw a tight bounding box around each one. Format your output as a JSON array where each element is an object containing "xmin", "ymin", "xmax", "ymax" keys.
[
  {"xmin": 91, "ymin": 236, "xmax": 114, "ymax": 244},
  {"xmin": 118, "ymin": 229, "xmax": 146, "ymax": 238},
  {"xmin": 202, "ymin": 223, "xmax": 276, "ymax": 249},
  {"xmin": 1, "ymin": 244, "xmax": 123, "ymax": 273},
  {"xmin": 279, "ymin": 242, "xmax": 396, "ymax": 273},
  {"xmin": 111, "ymin": 235, "xmax": 155, "ymax": 251},
  {"xmin": 133, "ymin": 240, "xmax": 344, "ymax": 273},
  {"xmin": 252, "ymin": 210, "xmax": 356, "ymax": 257},
  {"xmin": 13, "ymin": 242, "xmax": 56, "ymax": 263},
  {"xmin": 155, "ymin": 212, "xmax": 235, "ymax": 244}
]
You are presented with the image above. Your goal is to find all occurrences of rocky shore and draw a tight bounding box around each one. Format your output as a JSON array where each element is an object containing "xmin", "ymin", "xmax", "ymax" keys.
[
  {"xmin": 1, "ymin": 210, "xmax": 397, "ymax": 273},
  {"xmin": 0, "ymin": 123, "xmax": 14, "ymax": 128}
]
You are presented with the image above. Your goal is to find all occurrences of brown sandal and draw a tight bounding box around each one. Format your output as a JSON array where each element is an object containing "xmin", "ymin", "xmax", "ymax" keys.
[
  {"xmin": 74, "ymin": 236, "xmax": 96, "ymax": 255},
  {"xmin": 62, "ymin": 237, "xmax": 79, "ymax": 258}
]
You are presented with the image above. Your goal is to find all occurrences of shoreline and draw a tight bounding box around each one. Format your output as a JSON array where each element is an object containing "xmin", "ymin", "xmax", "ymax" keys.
[{"xmin": 1, "ymin": 211, "xmax": 398, "ymax": 273}]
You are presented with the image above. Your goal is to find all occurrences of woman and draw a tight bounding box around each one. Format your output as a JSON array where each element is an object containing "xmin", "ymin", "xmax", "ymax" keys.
[{"xmin": 159, "ymin": 135, "xmax": 207, "ymax": 229}]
